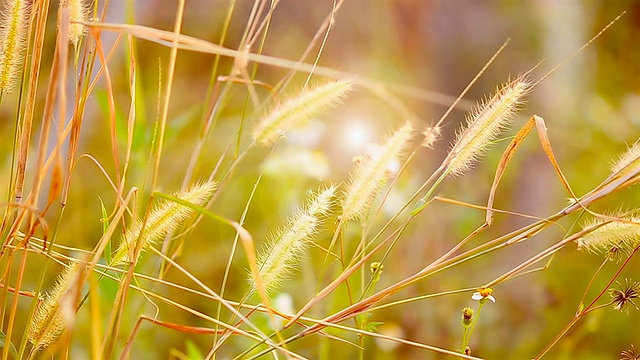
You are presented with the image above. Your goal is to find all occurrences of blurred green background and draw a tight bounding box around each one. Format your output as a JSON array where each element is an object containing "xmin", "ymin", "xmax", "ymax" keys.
[{"xmin": 2, "ymin": 0, "xmax": 640, "ymax": 359}]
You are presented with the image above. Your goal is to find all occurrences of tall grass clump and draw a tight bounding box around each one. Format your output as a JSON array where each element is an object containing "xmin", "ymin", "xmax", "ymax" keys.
[{"xmin": 0, "ymin": 3, "xmax": 636, "ymax": 360}]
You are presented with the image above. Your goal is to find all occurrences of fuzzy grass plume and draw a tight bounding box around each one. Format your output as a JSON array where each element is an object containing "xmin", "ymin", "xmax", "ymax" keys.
[
  {"xmin": 577, "ymin": 217, "xmax": 640, "ymax": 256},
  {"xmin": 611, "ymin": 140, "xmax": 640, "ymax": 179},
  {"xmin": 444, "ymin": 77, "xmax": 531, "ymax": 177},
  {"xmin": 342, "ymin": 122, "xmax": 414, "ymax": 221},
  {"xmin": 421, "ymin": 125, "xmax": 442, "ymax": 149},
  {"xmin": 249, "ymin": 185, "xmax": 336, "ymax": 294},
  {"xmin": 61, "ymin": 0, "xmax": 88, "ymax": 46},
  {"xmin": 0, "ymin": 0, "xmax": 29, "ymax": 93},
  {"xmin": 253, "ymin": 80, "xmax": 352, "ymax": 146},
  {"xmin": 28, "ymin": 263, "xmax": 86, "ymax": 351},
  {"xmin": 111, "ymin": 181, "xmax": 216, "ymax": 266}
]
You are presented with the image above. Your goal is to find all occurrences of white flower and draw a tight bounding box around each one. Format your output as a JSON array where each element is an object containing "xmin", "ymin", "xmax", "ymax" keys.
[{"xmin": 472, "ymin": 288, "xmax": 496, "ymax": 303}]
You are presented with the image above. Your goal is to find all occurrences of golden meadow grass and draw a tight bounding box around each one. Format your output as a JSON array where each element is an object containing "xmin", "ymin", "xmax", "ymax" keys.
[{"xmin": 0, "ymin": 3, "xmax": 637, "ymax": 360}]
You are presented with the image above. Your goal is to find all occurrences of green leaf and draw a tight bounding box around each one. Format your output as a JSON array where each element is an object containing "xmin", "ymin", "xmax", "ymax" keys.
[
  {"xmin": 185, "ymin": 339, "xmax": 204, "ymax": 360},
  {"xmin": 0, "ymin": 330, "xmax": 18, "ymax": 359},
  {"xmin": 99, "ymin": 196, "xmax": 112, "ymax": 264},
  {"xmin": 410, "ymin": 198, "xmax": 427, "ymax": 216},
  {"xmin": 365, "ymin": 321, "xmax": 385, "ymax": 333},
  {"xmin": 94, "ymin": 90, "xmax": 147, "ymax": 152},
  {"xmin": 99, "ymin": 272, "xmax": 119, "ymax": 304}
]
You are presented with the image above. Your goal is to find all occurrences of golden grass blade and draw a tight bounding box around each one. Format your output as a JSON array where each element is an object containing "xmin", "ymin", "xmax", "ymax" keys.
[
  {"xmin": 486, "ymin": 116, "xmax": 536, "ymax": 224},
  {"xmin": 485, "ymin": 115, "xmax": 577, "ymax": 225},
  {"xmin": 532, "ymin": 115, "xmax": 577, "ymax": 199}
]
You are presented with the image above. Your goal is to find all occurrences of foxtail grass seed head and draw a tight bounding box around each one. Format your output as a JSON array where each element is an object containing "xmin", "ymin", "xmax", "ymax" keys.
[
  {"xmin": 249, "ymin": 185, "xmax": 336, "ymax": 294},
  {"xmin": 611, "ymin": 140, "xmax": 640, "ymax": 180},
  {"xmin": 62, "ymin": 0, "xmax": 88, "ymax": 45},
  {"xmin": 342, "ymin": 122, "xmax": 414, "ymax": 221},
  {"xmin": 111, "ymin": 181, "xmax": 216, "ymax": 266},
  {"xmin": 253, "ymin": 80, "xmax": 352, "ymax": 146},
  {"xmin": 421, "ymin": 125, "xmax": 441, "ymax": 149},
  {"xmin": 28, "ymin": 263, "xmax": 86, "ymax": 350},
  {"xmin": 446, "ymin": 77, "xmax": 531, "ymax": 177},
  {"xmin": 577, "ymin": 217, "xmax": 640, "ymax": 256},
  {"xmin": 0, "ymin": 0, "xmax": 29, "ymax": 93}
]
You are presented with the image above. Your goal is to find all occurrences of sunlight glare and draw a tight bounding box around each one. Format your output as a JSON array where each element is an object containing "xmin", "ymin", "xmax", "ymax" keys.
[{"xmin": 343, "ymin": 120, "xmax": 372, "ymax": 151}]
